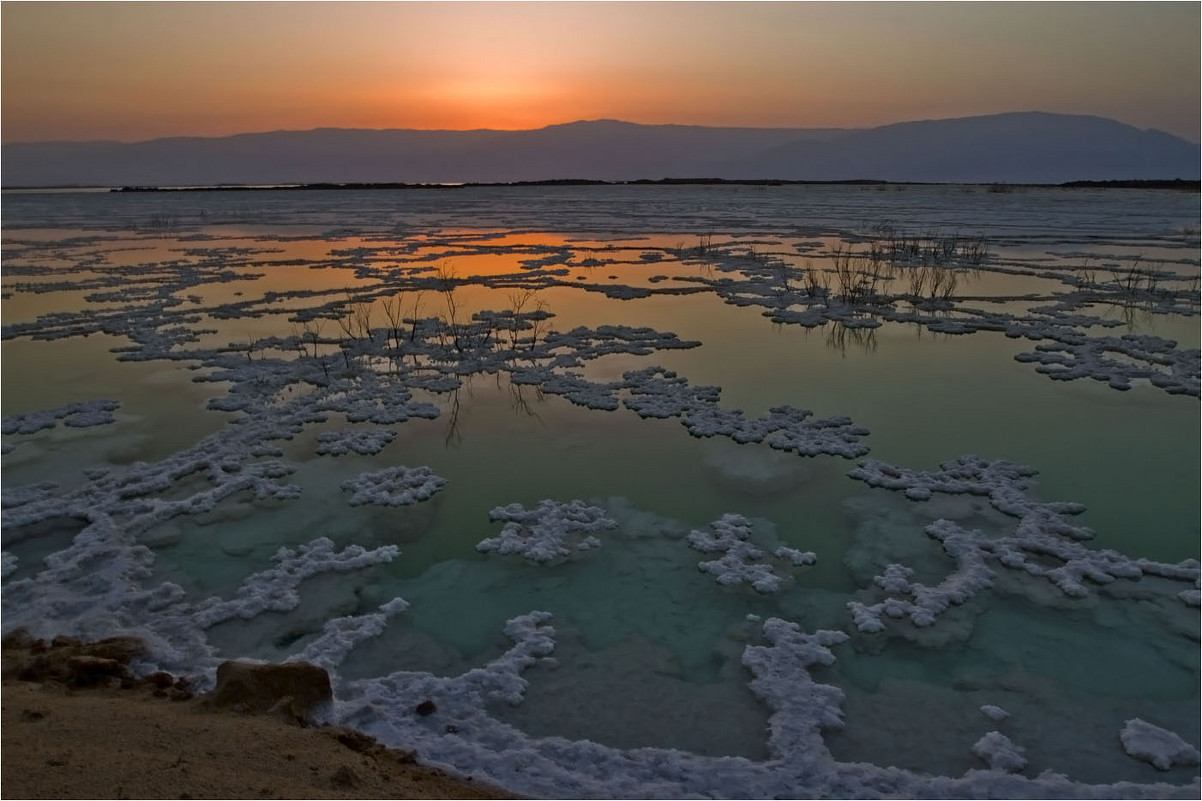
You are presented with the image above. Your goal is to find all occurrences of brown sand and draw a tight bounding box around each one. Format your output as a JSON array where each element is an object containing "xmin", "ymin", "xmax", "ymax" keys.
[{"xmin": 1, "ymin": 644, "xmax": 517, "ymax": 800}]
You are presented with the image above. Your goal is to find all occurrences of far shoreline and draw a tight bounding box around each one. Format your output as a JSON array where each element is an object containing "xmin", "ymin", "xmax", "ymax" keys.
[{"xmin": 1, "ymin": 178, "xmax": 1199, "ymax": 193}]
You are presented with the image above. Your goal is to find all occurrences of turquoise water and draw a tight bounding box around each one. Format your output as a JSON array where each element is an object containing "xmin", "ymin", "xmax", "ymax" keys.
[{"xmin": 2, "ymin": 185, "xmax": 1198, "ymax": 794}]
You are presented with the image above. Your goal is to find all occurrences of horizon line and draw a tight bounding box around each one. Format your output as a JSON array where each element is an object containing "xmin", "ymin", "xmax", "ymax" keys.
[{"xmin": 5, "ymin": 178, "xmax": 1199, "ymax": 193}]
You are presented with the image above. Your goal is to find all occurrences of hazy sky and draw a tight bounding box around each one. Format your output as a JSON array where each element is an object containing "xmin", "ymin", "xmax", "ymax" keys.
[{"xmin": 3, "ymin": 2, "xmax": 1199, "ymax": 143}]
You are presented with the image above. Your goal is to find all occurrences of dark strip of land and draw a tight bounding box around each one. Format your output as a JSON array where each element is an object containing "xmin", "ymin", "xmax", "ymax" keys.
[{"xmin": 93, "ymin": 178, "xmax": 1201, "ymax": 193}]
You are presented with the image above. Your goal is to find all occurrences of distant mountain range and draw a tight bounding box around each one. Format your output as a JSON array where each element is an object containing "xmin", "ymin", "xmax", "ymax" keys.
[{"xmin": 2, "ymin": 112, "xmax": 1198, "ymax": 187}]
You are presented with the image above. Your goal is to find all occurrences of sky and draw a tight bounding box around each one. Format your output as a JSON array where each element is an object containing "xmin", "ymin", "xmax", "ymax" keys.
[{"xmin": 2, "ymin": 2, "xmax": 1199, "ymax": 143}]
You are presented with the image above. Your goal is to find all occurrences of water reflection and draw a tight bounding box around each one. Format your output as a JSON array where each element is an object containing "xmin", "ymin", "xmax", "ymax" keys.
[
  {"xmin": 2, "ymin": 187, "xmax": 1198, "ymax": 792},
  {"xmin": 825, "ymin": 319, "xmax": 879, "ymax": 356}
]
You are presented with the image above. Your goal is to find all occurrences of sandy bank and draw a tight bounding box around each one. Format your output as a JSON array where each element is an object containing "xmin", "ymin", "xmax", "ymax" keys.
[{"xmin": 1, "ymin": 638, "xmax": 516, "ymax": 800}]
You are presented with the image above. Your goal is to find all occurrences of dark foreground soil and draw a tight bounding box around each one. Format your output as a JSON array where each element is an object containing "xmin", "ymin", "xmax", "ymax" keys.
[{"xmin": 1, "ymin": 638, "xmax": 517, "ymax": 800}]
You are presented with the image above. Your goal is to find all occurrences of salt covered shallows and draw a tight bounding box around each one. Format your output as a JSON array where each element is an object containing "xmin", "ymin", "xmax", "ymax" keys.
[
  {"xmin": 341, "ymin": 466, "xmax": 447, "ymax": 507},
  {"xmin": 2, "ymin": 399, "xmax": 121, "ymax": 435},
  {"xmin": 477, "ymin": 501, "xmax": 617, "ymax": 564},
  {"xmin": 685, "ymin": 514, "xmax": 815, "ymax": 593},
  {"xmin": 2, "ymin": 184, "xmax": 1198, "ymax": 798},
  {"xmin": 315, "ymin": 428, "xmax": 397, "ymax": 456},
  {"xmin": 845, "ymin": 455, "xmax": 1199, "ymax": 634},
  {"xmin": 1121, "ymin": 719, "xmax": 1202, "ymax": 772}
]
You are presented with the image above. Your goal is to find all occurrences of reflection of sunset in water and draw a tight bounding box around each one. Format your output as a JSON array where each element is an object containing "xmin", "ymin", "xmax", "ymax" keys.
[{"xmin": 2, "ymin": 185, "xmax": 1198, "ymax": 797}]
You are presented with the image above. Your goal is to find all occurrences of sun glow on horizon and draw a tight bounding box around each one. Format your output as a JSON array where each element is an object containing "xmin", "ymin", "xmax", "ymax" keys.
[{"xmin": 1, "ymin": 2, "xmax": 1198, "ymax": 143}]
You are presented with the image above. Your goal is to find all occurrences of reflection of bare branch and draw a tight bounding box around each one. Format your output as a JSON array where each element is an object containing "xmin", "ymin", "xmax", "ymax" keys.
[
  {"xmin": 443, "ymin": 387, "xmax": 462, "ymax": 449},
  {"xmin": 824, "ymin": 320, "xmax": 878, "ymax": 357},
  {"xmin": 408, "ymin": 291, "xmax": 424, "ymax": 342},
  {"xmin": 509, "ymin": 382, "xmax": 546, "ymax": 423},
  {"xmin": 529, "ymin": 298, "xmax": 550, "ymax": 353},
  {"xmin": 1121, "ymin": 301, "xmax": 1156, "ymax": 332}
]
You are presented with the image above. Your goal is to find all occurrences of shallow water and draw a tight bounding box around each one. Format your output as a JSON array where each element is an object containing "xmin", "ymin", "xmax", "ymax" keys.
[{"xmin": 2, "ymin": 185, "xmax": 1199, "ymax": 797}]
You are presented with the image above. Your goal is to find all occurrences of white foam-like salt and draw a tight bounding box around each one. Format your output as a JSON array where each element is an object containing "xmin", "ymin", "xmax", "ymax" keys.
[
  {"xmin": 981, "ymin": 704, "xmax": 1010, "ymax": 722},
  {"xmin": 315, "ymin": 427, "xmax": 397, "ymax": 456},
  {"xmin": 341, "ymin": 466, "xmax": 446, "ymax": 507},
  {"xmin": 2, "ymin": 399, "xmax": 120, "ymax": 435},
  {"xmin": 1120, "ymin": 719, "xmax": 1201, "ymax": 771},
  {"xmin": 622, "ymin": 368, "xmax": 868, "ymax": 458},
  {"xmin": 972, "ymin": 731, "xmax": 1028, "ymax": 773},
  {"xmin": 848, "ymin": 543, "xmax": 994, "ymax": 631},
  {"xmin": 1015, "ymin": 334, "xmax": 1200, "ymax": 397},
  {"xmin": 189, "ymin": 538, "xmax": 401, "ymax": 629},
  {"xmin": 845, "ymin": 455, "xmax": 1200, "ymax": 631},
  {"xmin": 686, "ymin": 514, "xmax": 815, "ymax": 593},
  {"xmin": 2, "ymin": 481, "xmax": 59, "ymax": 510},
  {"xmin": 315, "ymin": 374, "xmax": 442, "ymax": 425},
  {"xmin": 1, "ymin": 200, "xmax": 1198, "ymax": 799},
  {"xmin": 477, "ymin": 500, "xmax": 617, "ymax": 564},
  {"xmin": 287, "ymin": 597, "xmax": 410, "ymax": 672}
]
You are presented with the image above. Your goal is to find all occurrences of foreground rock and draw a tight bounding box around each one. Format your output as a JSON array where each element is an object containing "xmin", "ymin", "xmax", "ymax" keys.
[
  {"xmin": 4, "ymin": 630, "xmax": 146, "ymax": 687},
  {"xmin": 208, "ymin": 659, "xmax": 333, "ymax": 724}
]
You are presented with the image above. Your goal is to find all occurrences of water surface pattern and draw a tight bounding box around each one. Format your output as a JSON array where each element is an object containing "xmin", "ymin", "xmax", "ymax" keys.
[{"xmin": 2, "ymin": 185, "xmax": 1199, "ymax": 798}]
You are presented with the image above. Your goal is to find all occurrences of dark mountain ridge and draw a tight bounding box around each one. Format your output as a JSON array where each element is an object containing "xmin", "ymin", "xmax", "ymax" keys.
[{"xmin": 3, "ymin": 112, "xmax": 1197, "ymax": 187}]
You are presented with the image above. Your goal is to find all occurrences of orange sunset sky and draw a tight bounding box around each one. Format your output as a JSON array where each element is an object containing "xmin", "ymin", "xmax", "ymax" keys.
[{"xmin": 2, "ymin": 1, "xmax": 1199, "ymax": 144}]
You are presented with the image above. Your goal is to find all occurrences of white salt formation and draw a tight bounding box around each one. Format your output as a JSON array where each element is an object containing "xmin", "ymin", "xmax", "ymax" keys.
[
  {"xmin": 1120, "ymin": 719, "xmax": 1201, "ymax": 771},
  {"xmin": 1, "ymin": 188, "xmax": 1197, "ymax": 799},
  {"xmin": 341, "ymin": 466, "xmax": 446, "ymax": 507},
  {"xmin": 477, "ymin": 500, "xmax": 617, "ymax": 564},
  {"xmin": 1015, "ymin": 333, "xmax": 1200, "ymax": 397},
  {"xmin": 622, "ymin": 367, "xmax": 869, "ymax": 458},
  {"xmin": 2, "ymin": 399, "xmax": 120, "ymax": 435},
  {"xmin": 980, "ymin": 704, "xmax": 1010, "ymax": 722},
  {"xmin": 846, "ymin": 455, "xmax": 1200, "ymax": 631},
  {"xmin": 314, "ymin": 427, "xmax": 397, "ymax": 456},
  {"xmin": 972, "ymin": 731, "xmax": 1028, "ymax": 773},
  {"xmin": 287, "ymin": 597, "xmax": 410, "ymax": 672},
  {"xmin": 686, "ymin": 514, "xmax": 815, "ymax": 593}
]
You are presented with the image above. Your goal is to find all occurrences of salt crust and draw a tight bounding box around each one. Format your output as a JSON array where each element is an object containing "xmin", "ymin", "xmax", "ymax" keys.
[
  {"xmin": 1015, "ymin": 334, "xmax": 1200, "ymax": 396},
  {"xmin": 1120, "ymin": 719, "xmax": 1201, "ymax": 771},
  {"xmin": 1, "ymin": 532, "xmax": 399, "ymax": 678},
  {"xmin": 0, "ymin": 495, "xmax": 1193, "ymax": 801},
  {"xmin": 315, "ymin": 428, "xmax": 397, "ymax": 456},
  {"xmin": 2, "ymin": 215, "xmax": 1198, "ymax": 798},
  {"xmin": 686, "ymin": 514, "xmax": 815, "ymax": 593},
  {"xmin": 3, "ymin": 200, "xmax": 1197, "ymax": 397},
  {"xmin": 477, "ymin": 500, "xmax": 617, "ymax": 564},
  {"xmin": 980, "ymin": 704, "xmax": 1010, "ymax": 722},
  {"xmin": 674, "ymin": 244, "xmax": 1199, "ymax": 398},
  {"xmin": 286, "ymin": 597, "xmax": 410, "ymax": 673},
  {"xmin": 2, "ymin": 399, "xmax": 120, "ymax": 435},
  {"xmin": 9, "ymin": 271, "xmax": 868, "ymax": 464},
  {"xmin": 341, "ymin": 466, "xmax": 447, "ymax": 507},
  {"xmin": 1, "ymin": 481, "xmax": 59, "ymax": 510},
  {"xmin": 846, "ymin": 456, "xmax": 1200, "ymax": 631},
  {"xmin": 973, "ymin": 731, "xmax": 1028, "ymax": 773},
  {"xmin": 335, "ymin": 613, "xmax": 1196, "ymax": 799},
  {"xmin": 622, "ymin": 367, "xmax": 869, "ymax": 458}
]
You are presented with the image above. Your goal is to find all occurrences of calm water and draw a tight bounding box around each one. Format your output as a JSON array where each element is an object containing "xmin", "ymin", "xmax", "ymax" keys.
[{"xmin": 2, "ymin": 185, "xmax": 1198, "ymax": 796}]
